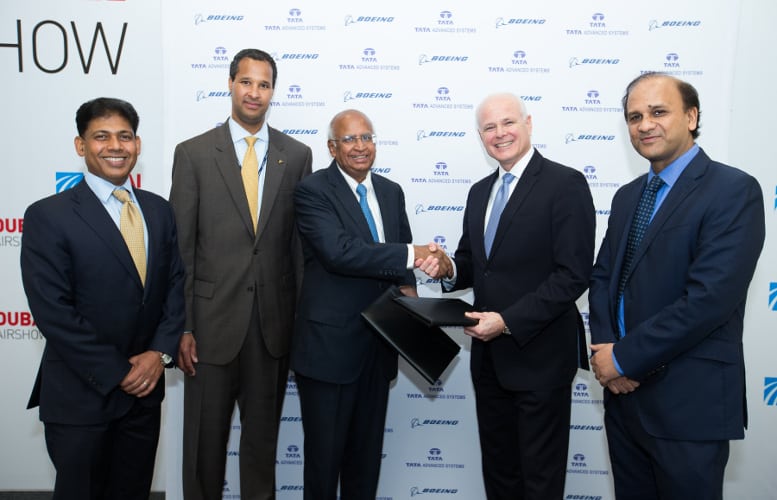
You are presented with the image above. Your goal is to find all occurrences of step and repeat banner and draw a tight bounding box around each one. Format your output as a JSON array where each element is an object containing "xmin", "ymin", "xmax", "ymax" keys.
[{"xmin": 3, "ymin": 0, "xmax": 776, "ymax": 498}]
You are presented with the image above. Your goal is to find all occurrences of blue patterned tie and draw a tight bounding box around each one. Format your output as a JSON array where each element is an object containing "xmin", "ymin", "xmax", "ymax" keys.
[
  {"xmin": 356, "ymin": 183, "xmax": 379, "ymax": 242},
  {"xmin": 484, "ymin": 172, "xmax": 515, "ymax": 257},
  {"xmin": 617, "ymin": 175, "xmax": 665, "ymax": 296}
]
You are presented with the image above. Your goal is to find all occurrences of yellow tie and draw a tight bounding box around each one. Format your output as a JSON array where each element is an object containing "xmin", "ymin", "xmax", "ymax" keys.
[
  {"xmin": 112, "ymin": 188, "xmax": 146, "ymax": 285},
  {"xmin": 242, "ymin": 136, "xmax": 259, "ymax": 231}
]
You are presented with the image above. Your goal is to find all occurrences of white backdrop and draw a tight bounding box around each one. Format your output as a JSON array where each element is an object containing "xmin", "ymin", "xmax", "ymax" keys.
[{"xmin": 1, "ymin": 1, "xmax": 775, "ymax": 499}]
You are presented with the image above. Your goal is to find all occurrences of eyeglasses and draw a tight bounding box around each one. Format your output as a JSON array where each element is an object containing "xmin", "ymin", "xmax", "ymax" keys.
[{"xmin": 330, "ymin": 134, "xmax": 377, "ymax": 145}]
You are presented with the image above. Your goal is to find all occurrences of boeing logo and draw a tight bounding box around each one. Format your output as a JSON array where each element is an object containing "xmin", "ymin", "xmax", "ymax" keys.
[
  {"xmin": 417, "ymin": 130, "xmax": 466, "ymax": 140},
  {"xmin": 196, "ymin": 90, "xmax": 231, "ymax": 102},
  {"xmin": 194, "ymin": 14, "xmax": 244, "ymax": 26},
  {"xmin": 281, "ymin": 129, "xmax": 319, "ymax": 135},
  {"xmin": 570, "ymin": 425, "xmax": 604, "ymax": 431},
  {"xmin": 569, "ymin": 57, "xmax": 620, "ymax": 68},
  {"xmin": 410, "ymin": 418, "xmax": 460, "ymax": 428},
  {"xmin": 649, "ymin": 19, "xmax": 702, "ymax": 31},
  {"xmin": 280, "ymin": 416, "xmax": 302, "ymax": 422},
  {"xmin": 418, "ymin": 54, "xmax": 469, "ymax": 65},
  {"xmin": 566, "ymin": 496, "xmax": 603, "ymax": 500},
  {"xmin": 415, "ymin": 204, "xmax": 465, "ymax": 214},
  {"xmin": 770, "ymin": 282, "xmax": 777, "ymax": 310},
  {"xmin": 765, "ymin": 377, "xmax": 777, "ymax": 405},
  {"xmin": 410, "ymin": 486, "xmax": 459, "ymax": 496},
  {"xmin": 565, "ymin": 133, "xmax": 615, "ymax": 143},
  {"xmin": 279, "ymin": 53, "xmax": 319, "ymax": 60},
  {"xmin": 495, "ymin": 17, "xmax": 546, "ymax": 28},
  {"xmin": 345, "ymin": 15, "xmax": 395, "ymax": 26},
  {"xmin": 343, "ymin": 91, "xmax": 393, "ymax": 102}
]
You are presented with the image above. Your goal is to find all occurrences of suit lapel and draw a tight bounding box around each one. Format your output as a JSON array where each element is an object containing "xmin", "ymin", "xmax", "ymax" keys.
[
  {"xmin": 487, "ymin": 153, "xmax": 541, "ymax": 259},
  {"xmin": 373, "ymin": 174, "xmax": 398, "ymax": 242},
  {"xmin": 213, "ymin": 121, "xmax": 255, "ymax": 238},
  {"xmin": 326, "ymin": 162, "xmax": 376, "ymax": 242},
  {"xmin": 257, "ymin": 128, "xmax": 286, "ymax": 241},
  {"xmin": 71, "ymin": 181, "xmax": 143, "ymax": 288}
]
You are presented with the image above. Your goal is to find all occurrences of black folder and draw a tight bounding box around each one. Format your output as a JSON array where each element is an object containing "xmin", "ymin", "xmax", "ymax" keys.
[
  {"xmin": 361, "ymin": 286, "xmax": 461, "ymax": 384},
  {"xmin": 393, "ymin": 296, "xmax": 478, "ymax": 327}
]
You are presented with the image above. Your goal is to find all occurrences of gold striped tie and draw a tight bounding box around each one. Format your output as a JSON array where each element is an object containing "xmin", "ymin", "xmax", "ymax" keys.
[
  {"xmin": 242, "ymin": 136, "xmax": 259, "ymax": 231},
  {"xmin": 112, "ymin": 188, "xmax": 146, "ymax": 285}
]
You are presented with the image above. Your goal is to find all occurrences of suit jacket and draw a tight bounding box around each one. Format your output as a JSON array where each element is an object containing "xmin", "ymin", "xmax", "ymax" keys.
[
  {"xmin": 450, "ymin": 150, "xmax": 595, "ymax": 391},
  {"xmin": 21, "ymin": 180, "xmax": 185, "ymax": 425},
  {"xmin": 291, "ymin": 161, "xmax": 415, "ymax": 384},
  {"xmin": 589, "ymin": 148, "xmax": 765, "ymax": 440},
  {"xmin": 169, "ymin": 121, "xmax": 312, "ymax": 362}
]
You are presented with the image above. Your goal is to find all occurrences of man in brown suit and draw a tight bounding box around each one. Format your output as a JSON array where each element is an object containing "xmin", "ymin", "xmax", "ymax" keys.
[{"xmin": 169, "ymin": 48, "xmax": 312, "ymax": 500}]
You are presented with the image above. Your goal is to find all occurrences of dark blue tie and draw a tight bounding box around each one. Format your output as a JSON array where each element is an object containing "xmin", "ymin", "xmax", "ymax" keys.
[
  {"xmin": 484, "ymin": 172, "xmax": 515, "ymax": 257},
  {"xmin": 617, "ymin": 175, "xmax": 665, "ymax": 296},
  {"xmin": 356, "ymin": 183, "xmax": 379, "ymax": 242}
]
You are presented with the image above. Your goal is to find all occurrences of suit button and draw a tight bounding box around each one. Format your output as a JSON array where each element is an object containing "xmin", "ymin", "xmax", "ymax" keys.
[{"xmin": 253, "ymin": 249, "xmax": 259, "ymax": 255}]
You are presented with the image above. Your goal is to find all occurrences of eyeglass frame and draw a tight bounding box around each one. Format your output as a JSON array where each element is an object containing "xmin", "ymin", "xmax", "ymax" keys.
[{"xmin": 329, "ymin": 133, "xmax": 377, "ymax": 145}]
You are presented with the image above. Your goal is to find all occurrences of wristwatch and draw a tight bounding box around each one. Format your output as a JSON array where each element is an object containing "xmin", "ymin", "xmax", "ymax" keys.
[
  {"xmin": 502, "ymin": 324, "xmax": 512, "ymax": 336},
  {"xmin": 159, "ymin": 352, "xmax": 173, "ymax": 366}
]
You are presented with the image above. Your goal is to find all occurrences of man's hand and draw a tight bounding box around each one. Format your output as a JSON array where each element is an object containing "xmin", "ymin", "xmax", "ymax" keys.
[
  {"xmin": 398, "ymin": 285, "xmax": 418, "ymax": 298},
  {"xmin": 120, "ymin": 350, "xmax": 164, "ymax": 398},
  {"xmin": 413, "ymin": 242, "xmax": 452, "ymax": 279},
  {"xmin": 590, "ymin": 343, "xmax": 621, "ymax": 386},
  {"xmin": 463, "ymin": 311, "xmax": 506, "ymax": 342},
  {"xmin": 606, "ymin": 376, "xmax": 640, "ymax": 395},
  {"xmin": 178, "ymin": 332, "xmax": 198, "ymax": 376}
]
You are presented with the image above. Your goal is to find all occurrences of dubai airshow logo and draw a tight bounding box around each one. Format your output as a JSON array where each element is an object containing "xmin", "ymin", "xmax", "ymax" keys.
[
  {"xmin": 0, "ymin": 311, "xmax": 42, "ymax": 341},
  {"xmin": 344, "ymin": 14, "xmax": 395, "ymax": 27},
  {"xmin": 648, "ymin": 19, "xmax": 702, "ymax": 31},
  {"xmin": 343, "ymin": 90, "xmax": 393, "ymax": 103},
  {"xmin": 489, "ymin": 49, "xmax": 550, "ymax": 74},
  {"xmin": 411, "ymin": 161, "xmax": 472, "ymax": 186},
  {"xmin": 769, "ymin": 282, "xmax": 777, "ymax": 310},
  {"xmin": 190, "ymin": 46, "xmax": 230, "ymax": 70},
  {"xmin": 277, "ymin": 444, "xmax": 302, "ymax": 465},
  {"xmin": 411, "ymin": 86, "xmax": 473, "ymax": 110},
  {"xmin": 410, "ymin": 486, "xmax": 459, "ymax": 496},
  {"xmin": 565, "ymin": 12, "xmax": 629, "ymax": 36},
  {"xmin": 414, "ymin": 10, "xmax": 477, "ymax": 34},
  {"xmin": 565, "ymin": 133, "xmax": 616, "ymax": 144},
  {"xmin": 569, "ymin": 57, "xmax": 620, "ymax": 68},
  {"xmin": 764, "ymin": 378, "xmax": 777, "ymax": 406},
  {"xmin": 561, "ymin": 89, "xmax": 621, "ymax": 113},
  {"xmin": 418, "ymin": 54, "xmax": 469, "ymax": 66},
  {"xmin": 194, "ymin": 13, "xmax": 244, "ymax": 26},
  {"xmin": 0, "ymin": 216, "xmax": 22, "ymax": 249},
  {"xmin": 339, "ymin": 47, "xmax": 400, "ymax": 72},
  {"xmin": 264, "ymin": 8, "xmax": 326, "ymax": 31},
  {"xmin": 494, "ymin": 17, "xmax": 546, "ymax": 29},
  {"xmin": 269, "ymin": 84, "xmax": 325, "ymax": 108},
  {"xmin": 56, "ymin": 172, "xmax": 141, "ymax": 192}
]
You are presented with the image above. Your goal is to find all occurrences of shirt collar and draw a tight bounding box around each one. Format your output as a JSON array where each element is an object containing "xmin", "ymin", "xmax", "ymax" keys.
[
  {"xmin": 84, "ymin": 171, "xmax": 135, "ymax": 203},
  {"xmin": 649, "ymin": 143, "xmax": 699, "ymax": 187},
  {"xmin": 498, "ymin": 147, "xmax": 535, "ymax": 181},
  {"xmin": 228, "ymin": 117, "xmax": 269, "ymax": 145},
  {"xmin": 336, "ymin": 164, "xmax": 374, "ymax": 194}
]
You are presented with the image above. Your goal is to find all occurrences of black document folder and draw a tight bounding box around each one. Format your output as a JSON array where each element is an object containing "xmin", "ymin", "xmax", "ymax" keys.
[
  {"xmin": 393, "ymin": 296, "xmax": 478, "ymax": 327},
  {"xmin": 362, "ymin": 286, "xmax": 461, "ymax": 384}
]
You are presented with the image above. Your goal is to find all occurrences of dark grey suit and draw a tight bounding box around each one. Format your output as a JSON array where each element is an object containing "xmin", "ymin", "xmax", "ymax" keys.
[{"xmin": 170, "ymin": 119, "xmax": 312, "ymax": 499}]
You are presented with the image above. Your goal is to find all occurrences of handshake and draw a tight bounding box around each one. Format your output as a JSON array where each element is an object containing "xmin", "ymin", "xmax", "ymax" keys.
[{"xmin": 412, "ymin": 243, "xmax": 453, "ymax": 280}]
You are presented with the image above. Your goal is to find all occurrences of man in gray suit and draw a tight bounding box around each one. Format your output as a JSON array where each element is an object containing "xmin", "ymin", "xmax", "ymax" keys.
[{"xmin": 169, "ymin": 48, "xmax": 313, "ymax": 500}]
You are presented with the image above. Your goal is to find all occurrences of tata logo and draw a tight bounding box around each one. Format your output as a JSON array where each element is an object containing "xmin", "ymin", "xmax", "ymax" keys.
[
  {"xmin": 433, "ymin": 235, "xmax": 447, "ymax": 249},
  {"xmin": 769, "ymin": 282, "xmax": 777, "ymax": 310},
  {"xmin": 287, "ymin": 84, "xmax": 302, "ymax": 99},
  {"xmin": 649, "ymin": 19, "xmax": 702, "ymax": 31},
  {"xmin": 362, "ymin": 47, "xmax": 377, "ymax": 62},
  {"xmin": 495, "ymin": 17, "xmax": 546, "ymax": 28},
  {"xmin": 591, "ymin": 12, "xmax": 605, "ymax": 22},
  {"xmin": 196, "ymin": 90, "xmax": 231, "ymax": 101},
  {"xmin": 344, "ymin": 15, "xmax": 395, "ymax": 26},
  {"xmin": 436, "ymin": 87, "xmax": 451, "ymax": 101},
  {"xmin": 664, "ymin": 52, "xmax": 680, "ymax": 68},
  {"xmin": 434, "ymin": 162, "xmax": 448, "ymax": 175},
  {"xmin": 512, "ymin": 50, "xmax": 528, "ymax": 65},
  {"xmin": 194, "ymin": 14, "xmax": 244, "ymax": 26},
  {"xmin": 427, "ymin": 447, "xmax": 443, "ymax": 461},
  {"xmin": 418, "ymin": 54, "xmax": 469, "ymax": 65},
  {"xmin": 583, "ymin": 165, "xmax": 597, "ymax": 180},
  {"xmin": 585, "ymin": 89, "xmax": 601, "ymax": 104},
  {"xmin": 765, "ymin": 377, "xmax": 777, "ymax": 405},
  {"xmin": 213, "ymin": 46, "xmax": 228, "ymax": 61},
  {"xmin": 226, "ymin": 450, "xmax": 239, "ymax": 456},
  {"xmin": 289, "ymin": 8, "xmax": 302, "ymax": 17},
  {"xmin": 573, "ymin": 382, "xmax": 589, "ymax": 397},
  {"xmin": 571, "ymin": 453, "xmax": 587, "ymax": 467},
  {"xmin": 439, "ymin": 10, "xmax": 453, "ymax": 25}
]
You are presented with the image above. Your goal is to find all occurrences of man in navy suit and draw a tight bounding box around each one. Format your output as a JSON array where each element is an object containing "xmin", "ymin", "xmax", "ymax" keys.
[
  {"xmin": 292, "ymin": 109, "xmax": 443, "ymax": 499},
  {"xmin": 589, "ymin": 73, "xmax": 765, "ymax": 499},
  {"xmin": 418, "ymin": 93, "xmax": 595, "ymax": 499},
  {"xmin": 20, "ymin": 98, "xmax": 184, "ymax": 500}
]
